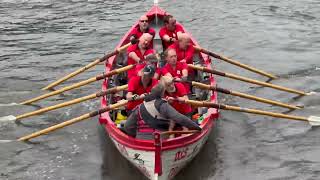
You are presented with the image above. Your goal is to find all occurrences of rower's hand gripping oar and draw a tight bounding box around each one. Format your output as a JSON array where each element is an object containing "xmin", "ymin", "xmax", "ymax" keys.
[
  {"xmin": 182, "ymin": 99, "xmax": 320, "ymax": 126},
  {"xmin": 188, "ymin": 64, "xmax": 314, "ymax": 96},
  {"xmin": 193, "ymin": 46, "xmax": 277, "ymax": 80},
  {"xmin": 0, "ymin": 85, "xmax": 128, "ymax": 122},
  {"xmin": 0, "ymin": 100, "xmax": 128, "ymax": 142},
  {"xmin": 20, "ymin": 65, "xmax": 134, "ymax": 105},
  {"xmin": 185, "ymin": 81, "xmax": 301, "ymax": 110},
  {"xmin": 42, "ymin": 41, "xmax": 135, "ymax": 90}
]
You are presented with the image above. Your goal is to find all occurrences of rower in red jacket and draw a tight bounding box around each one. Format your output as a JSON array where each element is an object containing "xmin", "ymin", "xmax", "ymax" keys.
[
  {"xmin": 168, "ymin": 33, "xmax": 195, "ymax": 64},
  {"xmin": 159, "ymin": 15, "xmax": 185, "ymax": 50},
  {"xmin": 161, "ymin": 48, "xmax": 190, "ymax": 92},
  {"xmin": 127, "ymin": 33, "xmax": 155, "ymax": 78},
  {"xmin": 126, "ymin": 64, "xmax": 158, "ymax": 115}
]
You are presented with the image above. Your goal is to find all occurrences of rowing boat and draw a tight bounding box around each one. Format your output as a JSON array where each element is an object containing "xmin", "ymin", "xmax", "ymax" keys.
[{"xmin": 98, "ymin": 3, "xmax": 219, "ymax": 180}]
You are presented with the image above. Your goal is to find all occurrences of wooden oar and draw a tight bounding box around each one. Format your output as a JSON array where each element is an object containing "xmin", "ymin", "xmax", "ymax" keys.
[
  {"xmin": 194, "ymin": 46, "xmax": 277, "ymax": 79},
  {"xmin": 17, "ymin": 100, "xmax": 128, "ymax": 141},
  {"xmin": 182, "ymin": 99, "xmax": 320, "ymax": 126},
  {"xmin": 188, "ymin": 64, "xmax": 310, "ymax": 96},
  {"xmin": 20, "ymin": 65, "xmax": 134, "ymax": 105},
  {"xmin": 161, "ymin": 130, "xmax": 200, "ymax": 136},
  {"xmin": 0, "ymin": 85, "xmax": 127, "ymax": 122},
  {"xmin": 189, "ymin": 81, "xmax": 301, "ymax": 110},
  {"xmin": 42, "ymin": 42, "xmax": 132, "ymax": 90}
]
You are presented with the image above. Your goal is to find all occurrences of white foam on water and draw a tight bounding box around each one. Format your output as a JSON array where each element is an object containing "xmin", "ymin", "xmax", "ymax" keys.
[
  {"xmin": 0, "ymin": 103, "xmax": 18, "ymax": 107},
  {"xmin": 0, "ymin": 115, "xmax": 17, "ymax": 122},
  {"xmin": 308, "ymin": 116, "xmax": 320, "ymax": 126},
  {"xmin": 307, "ymin": 91, "xmax": 318, "ymax": 95},
  {"xmin": 0, "ymin": 140, "xmax": 14, "ymax": 143}
]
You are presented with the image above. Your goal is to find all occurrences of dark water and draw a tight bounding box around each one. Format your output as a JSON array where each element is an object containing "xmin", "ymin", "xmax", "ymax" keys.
[{"xmin": 1, "ymin": 0, "xmax": 319, "ymax": 179}]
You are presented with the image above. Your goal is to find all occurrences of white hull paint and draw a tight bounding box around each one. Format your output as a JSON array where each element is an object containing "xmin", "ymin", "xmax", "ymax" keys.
[{"xmin": 110, "ymin": 132, "xmax": 210, "ymax": 180}]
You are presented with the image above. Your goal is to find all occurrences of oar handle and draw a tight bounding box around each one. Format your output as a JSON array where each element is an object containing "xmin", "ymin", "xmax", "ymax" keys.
[
  {"xmin": 18, "ymin": 100, "xmax": 128, "ymax": 141},
  {"xmin": 194, "ymin": 46, "xmax": 277, "ymax": 79},
  {"xmin": 42, "ymin": 42, "xmax": 132, "ymax": 90}
]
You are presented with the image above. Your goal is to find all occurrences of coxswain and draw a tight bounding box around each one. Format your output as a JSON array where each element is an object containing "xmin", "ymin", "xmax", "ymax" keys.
[
  {"xmin": 126, "ymin": 64, "xmax": 158, "ymax": 115},
  {"xmin": 123, "ymin": 77, "xmax": 201, "ymax": 140},
  {"xmin": 159, "ymin": 15, "xmax": 185, "ymax": 50},
  {"xmin": 128, "ymin": 15, "xmax": 156, "ymax": 48}
]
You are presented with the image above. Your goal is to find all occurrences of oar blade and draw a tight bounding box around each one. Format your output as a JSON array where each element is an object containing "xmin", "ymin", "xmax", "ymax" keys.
[
  {"xmin": 0, "ymin": 115, "xmax": 17, "ymax": 122},
  {"xmin": 308, "ymin": 116, "xmax": 320, "ymax": 126}
]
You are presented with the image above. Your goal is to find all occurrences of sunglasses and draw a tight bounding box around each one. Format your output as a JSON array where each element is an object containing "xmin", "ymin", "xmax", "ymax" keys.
[{"xmin": 140, "ymin": 20, "xmax": 148, "ymax": 23}]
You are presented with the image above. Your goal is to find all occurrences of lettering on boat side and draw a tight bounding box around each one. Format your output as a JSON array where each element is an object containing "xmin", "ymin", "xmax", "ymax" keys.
[
  {"xmin": 189, "ymin": 145, "xmax": 199, "ymax": 158},
  {"xmin": 137, "ymin": 164, "xmax": 151, "ymax": 179},
  {"xmin": 168, "ymin": 166, "xmax": 181, "ymax": 179},
  {"xmin": 133, "ymin": 153, "xmax": 145, "ymax": 165},
  {"xmin": 117, "ymin": 143, "xmax": 129, "ymax": 157},
  {"xmin": 174, "ymin": 147, "xmax": 188, "ymax": 161}
]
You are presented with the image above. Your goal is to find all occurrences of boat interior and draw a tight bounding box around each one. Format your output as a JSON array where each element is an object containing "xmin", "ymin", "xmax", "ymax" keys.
[{"xmin": 105, "ymin": 15, "xmax": 213, "ymax": 137}]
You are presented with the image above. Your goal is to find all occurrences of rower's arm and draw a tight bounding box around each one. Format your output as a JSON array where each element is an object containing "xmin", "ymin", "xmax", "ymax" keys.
[
  {"xmin": 128, "ymin": 51, "xmax": 141, "ymax": 63},
  {"xmin": 160, "ymin": 102, "xmax": 201, "ymax": 130}
]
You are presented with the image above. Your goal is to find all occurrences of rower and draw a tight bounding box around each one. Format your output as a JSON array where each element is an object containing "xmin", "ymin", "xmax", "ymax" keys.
[
  {"xmin": 126, "ymin": 64, "xmax": 158, "ymax": 115},
  {"xmin": 168, "ymin": 33, "xmax": 195, "ymax": 65},
  {"xmin": 128, "ymin": 15, "xmax": 156, "ymax": 48},
  {"xmin": 159, "ymin": 15, "xmax": 185, "ymax": 50},
  {"xmin": 127, "ymin": 33, "xmax": 155, "ymax": 78},
  {"xmin": 161, "ymin": 48, "xmax": 190, "ymax": 92},
  {"xmin": 123, "ymin": 77, "xmax": 201, "ymax": 140}
]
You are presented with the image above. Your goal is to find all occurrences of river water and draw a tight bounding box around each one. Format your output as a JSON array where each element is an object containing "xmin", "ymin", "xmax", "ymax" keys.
[{"xmin": 0, "ymin": 0, "xmax": 319, "ymax": 179}]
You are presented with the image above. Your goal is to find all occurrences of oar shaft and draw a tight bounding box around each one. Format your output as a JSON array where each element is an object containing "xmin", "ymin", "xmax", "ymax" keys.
[
  {"xmin": 18, "ymin": 113, "xmax": 92, "ymax": 141},
  {"xmin": 17, "ymin": 93, "xmax": 97, "ymax": 120},
  {"xmin": 42, "ymin": 43, "xmax": 131, "ymax": 90},
  {"xmin": 194, "ymin": 46, "xmax": 277, "ymax": 79},
  {"xmin": 18, "ymin": 100, "xmax": 128, "ymax": 141},
  {"xmin": 225, "ymin": 73, "xmax": 306, "ymax": 95},
  {"xmin": 42, "ymin": 59, "xmax": 101, "ymax": 90},
  {"xmin": 20, "ymin": 77, "xmax": 97, "ymax": 105},
  {"xmin": 183, "ymin": 99, "xmax": 307, "ymax": 122},
  {"xmin": 230, "ymin": 91, "xmax": 300, "ymax": 110},
  {"xmin": 20, "ymin": 65, "xmax": 133, "ymax": 105},
  {"xmin": 188, "ymin": 64, "xmax": 306, "ymax": 96},
  {"xmin": 17, "ymin": 84, "xmax": 128, "ymax": 120},
  {"xmin": 222, "ymin": 104, "xmax": 307, "ymax": 122},
  {"xmin": 191, "ymin": 81, "xmax": 300, "ymax": 109}
]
